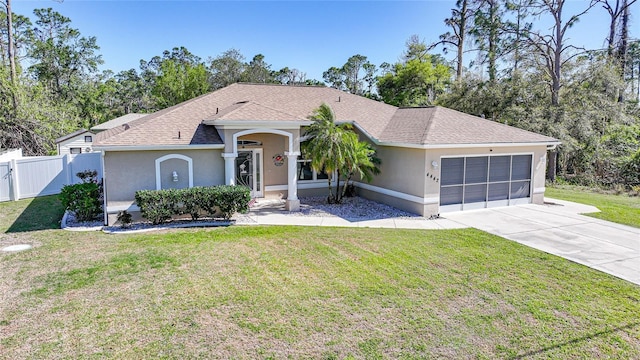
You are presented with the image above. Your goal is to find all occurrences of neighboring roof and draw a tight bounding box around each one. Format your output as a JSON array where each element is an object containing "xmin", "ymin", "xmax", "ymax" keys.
[
  {"xmin": 55, "ymin": 129, "xmax": 93, "ymax": 144},
  {"xmin": 95, "ymin": 83, "xmax": 558, "ymax": 148},
  {"xmin": 91, "ymin": 113, "xmax": 147, "ymax": 132}
]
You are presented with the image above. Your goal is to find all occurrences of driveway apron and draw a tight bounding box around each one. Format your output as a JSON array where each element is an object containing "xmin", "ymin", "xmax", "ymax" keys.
[{"xmin": 444, "ymin": 198, "xmax": 640, "ymax": 286}]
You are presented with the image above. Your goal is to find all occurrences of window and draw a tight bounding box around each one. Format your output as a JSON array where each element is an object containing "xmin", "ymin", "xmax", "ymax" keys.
[
  {"xmin": 84, "ymin": 135, "xmax": 92, "ymax": 143},
  {"xmin": 297, "ymin": 158, "xmax": 329, "ymax": 181},
  {"xmin": 298, "ymin": 142, "xmax": 331, "ymax": 181},
  {"xmin": 70, "ymin": 147, "xmax": 82, "ymax": 154},
  {"xmin": 237, "ymin": 140, "xmax": 262, "ymax": 147}
]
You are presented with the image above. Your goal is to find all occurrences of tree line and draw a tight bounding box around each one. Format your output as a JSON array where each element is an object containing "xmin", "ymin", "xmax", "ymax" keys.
[
  {"xmin": 0, "ymin": 5, "xmax": 323, "ymax": 156},
  {"xmin": 1, "ymin": 0, "xmax": 639, "ymax": 187}
]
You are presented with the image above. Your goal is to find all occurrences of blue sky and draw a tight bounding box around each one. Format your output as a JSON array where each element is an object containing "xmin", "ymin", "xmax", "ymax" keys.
[{"xmin": 12, "ymin": 1, "xmax": 638, "ymax": 81}]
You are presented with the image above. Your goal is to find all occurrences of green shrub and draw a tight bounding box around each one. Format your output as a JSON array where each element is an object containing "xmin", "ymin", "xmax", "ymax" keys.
[
  {"xmin": 622, "ymin": 149, "xmax": 640, "ymax": 186},
  {"xmin": 60, "ymin": 182, "xmax": 102, "ymax": 221},
  {"xmin": 182, "ymin": 186, "xmax": 206, "ymax": 220},
  {"xmin": 197, "ymin": 186, "xmax": 217, "ymax": 218},
  {"xmin": 134, "ymin": 185, "xmax": 251, "ymax": 224},
  {"xmin": 215, "ymin": 185, "xmax": 251, "ymax": 219},
  {"xmin": 135, "ymin": 189, "xmax": 180, "ymax": 225}
]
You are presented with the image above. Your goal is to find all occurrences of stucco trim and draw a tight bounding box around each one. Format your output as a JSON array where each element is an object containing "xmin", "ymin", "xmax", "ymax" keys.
[
  {"xmin": 155, "ymin": 154, "xmax": 194, "ymax": 190},
  {"xmin": 533, "ymin": 187, "xmax": 545, "ymax": 194},
  {"xmin": 266, "ymin": 181, "xmax": 329, "ymax": 192},
  {"xmin": 208, "ymin": 120, "xmax": 312, "ymax": 128},
  {"xmin": 425, "ymin": 143, "xmax": 559, "ymax": 149},
  {"xmin": 231, "ymin": 129, "xmax": 294, "ymax": 156},
  {"xmin": 94, "ymin": 145, "xmax": 224, "ymax": 151},
  {"xmin": 107, "ymin": 204, "xmax": 140, "ymax": 213},
  {"xmin": 353, "ymin": 181, "xmax": 433, "ymax": 205},
  {"xmin": 439, "ymin": 151, "xmax": 535, "ymax": 159}
]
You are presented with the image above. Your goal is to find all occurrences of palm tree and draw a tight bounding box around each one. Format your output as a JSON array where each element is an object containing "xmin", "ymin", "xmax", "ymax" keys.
[
  {"xmin": 338, "ymin": 138, "xmax": 380, "ymax": 202},
  {"xmin": 303, "ymin": 103, "xmax": 353, "ymax": 203},
  {"xmin": 303, "ymin": 103, "xmax": 381, "ymax": 204}
]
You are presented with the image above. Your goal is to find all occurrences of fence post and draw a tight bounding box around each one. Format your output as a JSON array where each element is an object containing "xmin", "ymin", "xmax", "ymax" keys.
[
  {"xmin": 101, "ymin": 151, "xmax": 108, "ymax": 226},
  {"xmin": 65, "ymin": 154, "xmax": 74, "ymax": 185},
  {"xmin": 10, "ymin": 159, "xmax": 19, "ymax": 201}
]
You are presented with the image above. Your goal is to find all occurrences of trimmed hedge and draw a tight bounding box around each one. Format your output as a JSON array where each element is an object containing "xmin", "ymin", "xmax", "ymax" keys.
[
  {"xmin": 135, "ymin": 185, "xmax": 251, "ymax": 225},
  {"xmin": 60, "ymin": 182, "xmax": 102, "ymax": 221}
]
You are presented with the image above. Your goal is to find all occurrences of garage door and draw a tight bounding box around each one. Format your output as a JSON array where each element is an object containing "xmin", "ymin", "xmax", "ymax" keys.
[{"xmin": 439, "ymin": 154, "xmax": 532, "ymax": 212}]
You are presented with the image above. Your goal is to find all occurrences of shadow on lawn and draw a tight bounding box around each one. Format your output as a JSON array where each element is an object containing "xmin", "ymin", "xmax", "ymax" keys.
[
  {"xmin": 513, "ymin": 322, "xmax": 640, "ymax": 359},
  {"xmin": 6, "ymin": 195, "xmax": 65, "ymax": 233}
]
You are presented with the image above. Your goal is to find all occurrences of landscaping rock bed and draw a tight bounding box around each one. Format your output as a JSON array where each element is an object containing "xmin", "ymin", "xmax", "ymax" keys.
[
  {"xmin": 290, "ymin": 196, "xmax": 424, "ymax": 220},
  {"xmin": 62, "ymin": 196, "xmax": 424, "ymax": 232},
  {"xmin": 102, "ymin": 219, "xmax": 234, "ymax": 234},
  {"xmin": 62, "ymin": 210, "xmax": 236, "ymax": 233},
  {"xmin": 62, "ymin": 211, "xmax": 103, "ymax": 231}
]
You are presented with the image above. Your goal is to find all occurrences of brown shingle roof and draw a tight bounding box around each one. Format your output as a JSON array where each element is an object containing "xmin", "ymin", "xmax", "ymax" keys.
[
  {"xmin": 94, "ymin": 83, "xmax": 558, "ymax": 148},
  {"xmin": 379, "ymin": 107, "xmax": 557, "ymax": 145},
  {"xmin": 207, "ymin": 101, "xmax": 303, "ymax": 122}
]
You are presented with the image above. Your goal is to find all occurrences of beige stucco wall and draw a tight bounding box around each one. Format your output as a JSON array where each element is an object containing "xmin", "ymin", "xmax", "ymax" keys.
[
  {"xmin": 367, "ymin": 145, "xmax": 427, "ymax": 198},
  {"xmin": 354, "ymin": 143, "xmax": 548, "ymax": 217},
  {"xmin": 104, "ymin": 149, "xmax": 224, "ymax": 203}
]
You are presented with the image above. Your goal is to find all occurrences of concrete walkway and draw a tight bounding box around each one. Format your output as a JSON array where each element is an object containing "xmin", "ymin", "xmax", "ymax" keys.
[{"xmin": 245, "ymin": 198, "xmax": 640, "ymax": 286}]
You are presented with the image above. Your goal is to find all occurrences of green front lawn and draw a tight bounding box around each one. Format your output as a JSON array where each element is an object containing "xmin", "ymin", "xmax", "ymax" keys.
[
  {"xmin": 0, "ymin": 197, "xmax": 639, "ymax": 358},
  {"xmin": 545, "ymin": 186, "xmax": 640, "ymax": 228}
]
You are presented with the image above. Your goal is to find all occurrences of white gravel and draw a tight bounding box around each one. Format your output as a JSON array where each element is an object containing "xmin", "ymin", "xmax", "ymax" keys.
[
  {"xmin": 63, "ymin": 211, "xmax": 103, "ymax": 229},
  {"xmin": 102, "ymin": 219, "xmax": 233, "ymax": 233},
  {"xmin": 280, "ymin": 196, "xmax": 423, "ymax": 220}
]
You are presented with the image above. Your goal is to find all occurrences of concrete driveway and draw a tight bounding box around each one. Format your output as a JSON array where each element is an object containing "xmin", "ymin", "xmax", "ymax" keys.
[{"xmin": 444, "ymin": 198, "xmax": 640, "ymax": 286}]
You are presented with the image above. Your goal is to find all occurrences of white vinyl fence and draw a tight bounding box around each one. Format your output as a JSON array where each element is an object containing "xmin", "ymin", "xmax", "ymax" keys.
[{"xmin": 0, "ymin": 152, "xmax": 102, "ymax": 202}]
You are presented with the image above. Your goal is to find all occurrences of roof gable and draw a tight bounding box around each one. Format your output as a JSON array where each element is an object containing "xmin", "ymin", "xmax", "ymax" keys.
[{"xmin": 56, "ymin": 129, "xmax": 93, "ymax": 144}]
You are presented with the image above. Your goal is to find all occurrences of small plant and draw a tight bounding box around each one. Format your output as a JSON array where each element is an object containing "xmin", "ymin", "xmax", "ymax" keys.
[
  {"xmin": 117, "ymin": 210, "xmax": 133, "ymax": 228},
  {"xmin": 76, "ymin": 170, "xmax": 98, "ymax": 183}
]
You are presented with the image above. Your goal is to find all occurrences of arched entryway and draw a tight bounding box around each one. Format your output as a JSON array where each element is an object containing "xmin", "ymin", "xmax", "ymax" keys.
[{"xmin": 221, "ymin": 129, "xmax": 300, "ymax": 211}]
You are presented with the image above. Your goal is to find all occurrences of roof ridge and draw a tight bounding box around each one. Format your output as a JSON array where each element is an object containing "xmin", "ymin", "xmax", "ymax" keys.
[
  {"xmin": 249, "ymin": 100, "xmax": 305, "ymax": 120},
  {"xmin": 443, "ymin": 106, "xmax": 550, "ymax": 135},
  {"xmin": 236, "ymin": 82, "xmax": 326, "ymax": 89},
  {"xmin": 421, "ymin": 106, "xmax": 439, "ymax": 143},
  {"xmin": 216, "ymin": 100, "xmax": 253, "ymax": 119}
]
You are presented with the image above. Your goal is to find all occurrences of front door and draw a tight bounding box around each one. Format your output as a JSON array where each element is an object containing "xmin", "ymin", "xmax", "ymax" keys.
[{"xmin": 235, "ymin": 149, "xmax": 263, "ymax": 197}]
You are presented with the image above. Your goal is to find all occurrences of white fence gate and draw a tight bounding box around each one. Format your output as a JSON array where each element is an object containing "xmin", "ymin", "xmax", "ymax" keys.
[
  {"xmin": 0, "ymin": 162, "xmax": 11, "ymax": 202},
  {"xmin": 0, "ymin": 153, "xmax": 102, "ymax": 202}
]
